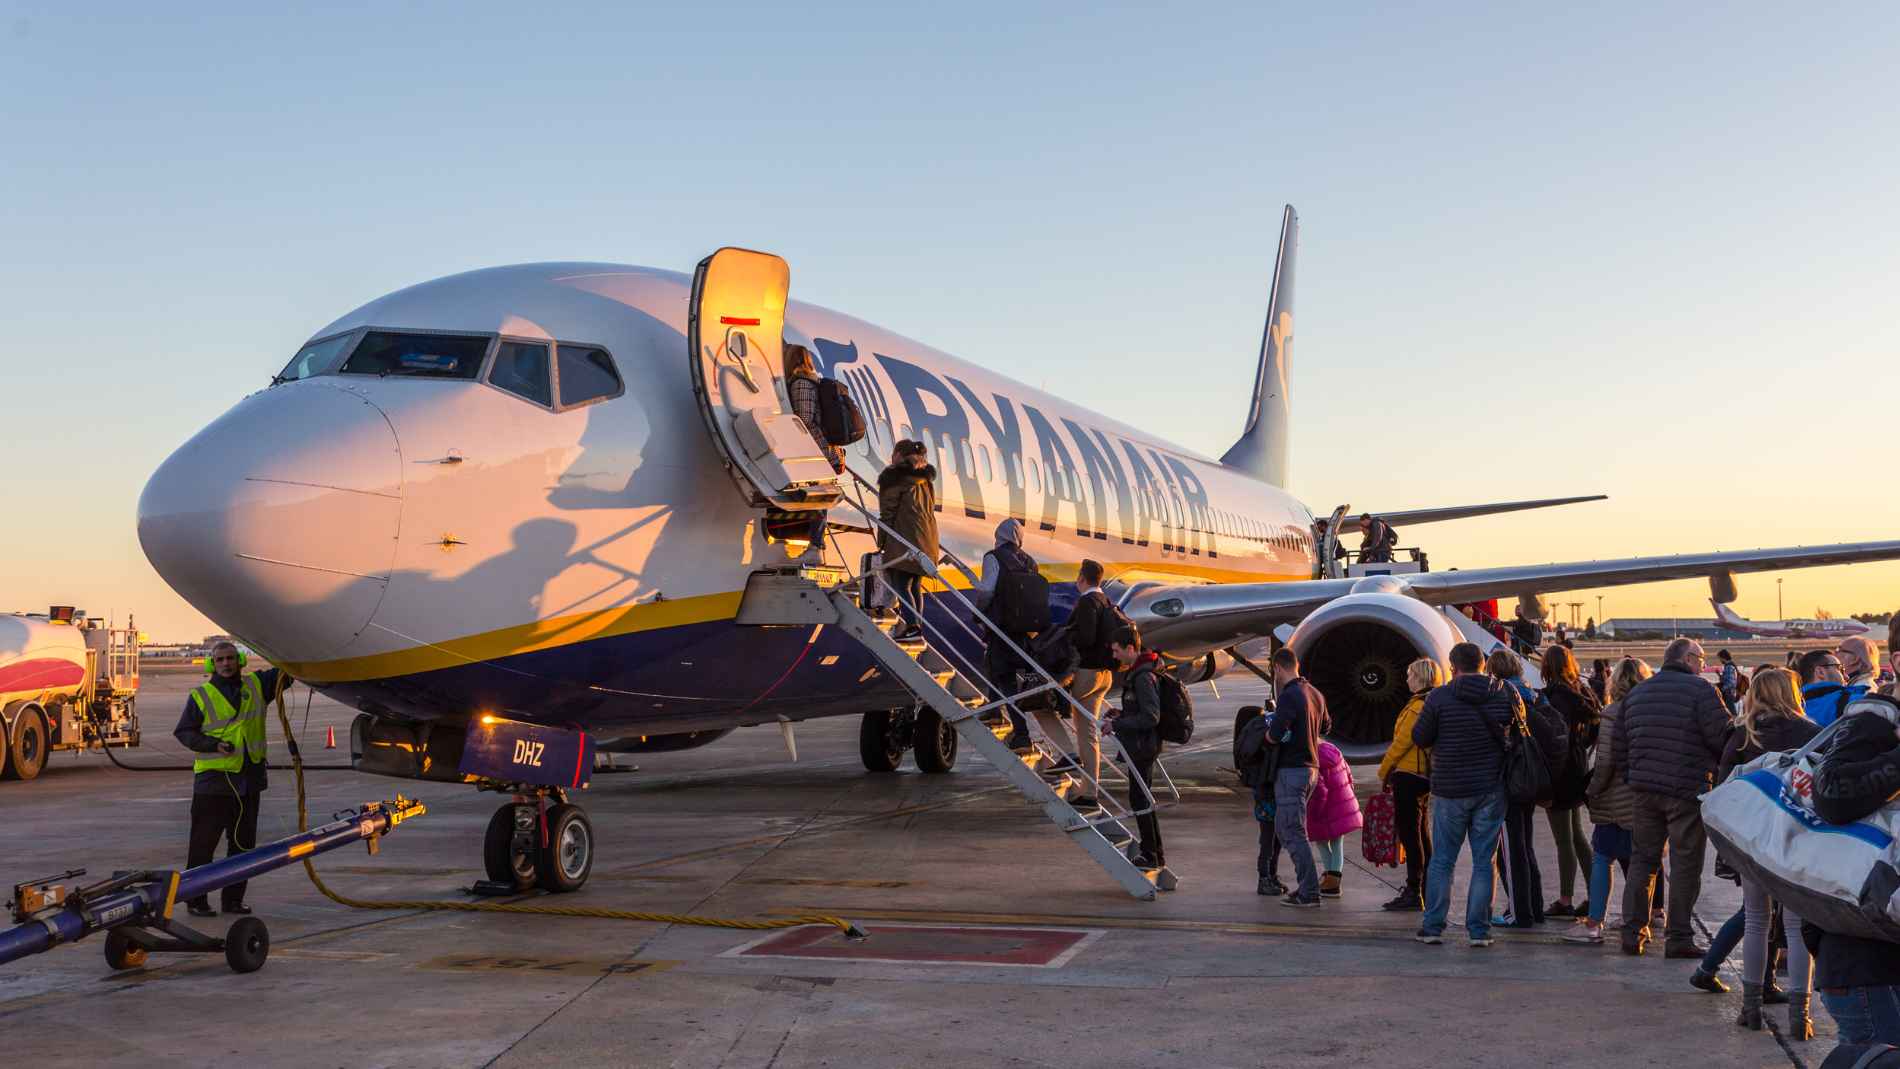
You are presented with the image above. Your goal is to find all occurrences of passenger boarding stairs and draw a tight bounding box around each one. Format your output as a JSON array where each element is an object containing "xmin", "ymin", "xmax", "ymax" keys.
[{"xmin": 734, "ymin": 488, "xmax": 1179, "ymax": 900}]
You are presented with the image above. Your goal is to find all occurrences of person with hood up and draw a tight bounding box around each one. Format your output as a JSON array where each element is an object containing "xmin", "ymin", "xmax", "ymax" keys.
[
  {"xmin": 975, "ymin": 517, "xmax": 1040, "ymax": 753},
  {"xmin": 877, "ymin": 440, "xmax": 938, "ymax": 640}
]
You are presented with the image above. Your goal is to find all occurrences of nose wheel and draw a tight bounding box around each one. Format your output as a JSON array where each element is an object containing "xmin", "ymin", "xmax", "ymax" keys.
[{"xmin": 482, "ymin": 796, "xmax": 594, "ymax": 893}]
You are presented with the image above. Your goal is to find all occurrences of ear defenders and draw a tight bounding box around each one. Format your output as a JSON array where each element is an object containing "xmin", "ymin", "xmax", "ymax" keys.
[{"xmin": 204, "ymin": 647, "xmax": 251, "ymax": 675}]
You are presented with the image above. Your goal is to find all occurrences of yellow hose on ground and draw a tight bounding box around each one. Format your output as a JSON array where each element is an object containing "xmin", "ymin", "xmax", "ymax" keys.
[{"xmin": 271, "ymin": 684, "xmax": 865, "ymax": 938}]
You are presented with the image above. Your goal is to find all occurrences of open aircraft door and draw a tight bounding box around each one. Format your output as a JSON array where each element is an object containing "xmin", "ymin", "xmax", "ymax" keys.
[{"xmin": 687, "ymin": 248, "xmax": 841, "ymax": 512}]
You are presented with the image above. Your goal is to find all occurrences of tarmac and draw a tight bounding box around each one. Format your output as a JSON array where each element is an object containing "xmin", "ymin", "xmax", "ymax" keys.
[{"xmin": 0, "ymin": 670, "xmax": 1825, "ymax": 1068}]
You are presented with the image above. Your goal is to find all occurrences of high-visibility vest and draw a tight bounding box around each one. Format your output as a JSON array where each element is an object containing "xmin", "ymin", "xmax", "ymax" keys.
[{"xmin": 191, "ymin": 674, "xmax": 266, "ymax": 775}]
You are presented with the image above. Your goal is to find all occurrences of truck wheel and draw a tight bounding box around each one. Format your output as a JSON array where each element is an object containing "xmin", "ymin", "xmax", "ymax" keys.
[
  {"xmin": 534, "ymin": 804, "xmax": 594, "ymax": 893},
  {"xmin": 912, "ymin": 708, "xmax": 958, "ymax": 774},
  {"xmin": 5, "ymin": 704, "xmax": 47, "ymax": 781},
  {"xmin": 104, "ymin": 929, "xmax": 148, "ymax": 970},
  {"xmin": 224, "ymin": 916, "xmax": 269, "ymax": 973},
  {"xmin": 483, "ymin": 804, "xmax": 536, "ymax": 890}
]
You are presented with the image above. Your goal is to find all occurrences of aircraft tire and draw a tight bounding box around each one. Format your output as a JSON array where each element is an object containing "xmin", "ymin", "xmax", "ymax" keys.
[
  {"xmin": 534, "ymin": 804, "xmax": 594, "ymax": 893},
  {"xmin": 911, "ymin": 708, "xmax": 957, "ymax": 774},
  {"xmin": 483, "ymin": 803, "xmax": 536, "ymax": 890},
  {"xmin": 858, "ymin": 709, "xmax": 911, "ymax": 772},
  {"xmin": 5, "ymin": 703, "xmax": 48, "ymax": 781},
  {"xmin": 104, "ymin": 929, "xmax": 148, "ymax": 971},
  {"xmin": 224, "ymin": 916, "xmax": 269, "ymax": 974}
]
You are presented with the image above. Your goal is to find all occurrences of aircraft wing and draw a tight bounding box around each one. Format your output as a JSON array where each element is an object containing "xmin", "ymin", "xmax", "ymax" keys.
[
  {"xmin": 1334, "ymin": 495, "xmax": 1607, "ymax": 534},
  {"xmin": 1126, "ymin": 538, "xmax": 1900, "ymax": 653}
]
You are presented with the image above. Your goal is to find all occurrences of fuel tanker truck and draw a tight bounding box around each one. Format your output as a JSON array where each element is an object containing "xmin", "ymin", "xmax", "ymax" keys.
[{"xmin": 0, "ymin": 606, "xmax": 141, "ymax": 781}]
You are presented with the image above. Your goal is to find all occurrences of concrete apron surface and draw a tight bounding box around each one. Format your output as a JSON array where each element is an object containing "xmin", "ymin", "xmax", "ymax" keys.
[{"xmin": 0, "ymin": 675, "xmax": 1810, "ymax": 1068}]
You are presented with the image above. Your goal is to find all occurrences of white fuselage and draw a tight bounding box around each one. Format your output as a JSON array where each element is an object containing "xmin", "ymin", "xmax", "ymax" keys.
[{"xmin": 138, "ymin": 264, "xmax": 1317, "ymax": 733}]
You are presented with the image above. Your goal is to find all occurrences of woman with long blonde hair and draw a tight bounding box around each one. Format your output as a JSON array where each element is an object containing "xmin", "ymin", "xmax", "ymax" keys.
[{"xmin": 1717, "ymin": 667, "xmax": 1821, "ymax": 1038}]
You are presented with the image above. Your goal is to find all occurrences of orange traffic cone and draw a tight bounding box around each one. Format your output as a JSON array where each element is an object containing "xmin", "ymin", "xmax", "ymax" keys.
[{"xmin": 324, "ymin": 725, "xmax": 337, "ymax": 749}]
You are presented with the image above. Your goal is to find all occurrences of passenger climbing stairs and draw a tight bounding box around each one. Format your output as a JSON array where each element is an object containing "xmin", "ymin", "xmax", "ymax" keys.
[{"xmin": 734, "ymin": 497, "xmax": 1178, "ymax": 900}]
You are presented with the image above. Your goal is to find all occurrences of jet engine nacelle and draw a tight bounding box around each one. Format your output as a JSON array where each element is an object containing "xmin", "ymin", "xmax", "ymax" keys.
[
  {"xmin": 1163, "ymin": 650, "xmax": 1233, "ymax": 685},
  {"xmin": 1286, "ymin": 582, "xmax": 1460, "ymax": 754}
]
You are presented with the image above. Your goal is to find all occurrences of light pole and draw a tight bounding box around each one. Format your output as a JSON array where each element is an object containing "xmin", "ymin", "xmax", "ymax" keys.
[
  {"xmin": 1596, "ymin": 595, "xmax": 1604, "ymax": 629},
  {"xmin": 1778, "ymin": 578, "xmax": 1784, "ymax": 622}
]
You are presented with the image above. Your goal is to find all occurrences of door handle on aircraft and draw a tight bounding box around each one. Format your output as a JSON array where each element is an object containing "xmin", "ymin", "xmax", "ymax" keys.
[{"xmin": 716, "ymin": 327, "xmax": 761, "ymax": 394}]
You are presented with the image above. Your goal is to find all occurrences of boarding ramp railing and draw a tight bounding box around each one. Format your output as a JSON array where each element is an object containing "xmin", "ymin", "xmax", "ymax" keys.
[{"xmin": 734, "ymin": 473, "xmax": 1179, "ymax": 899}]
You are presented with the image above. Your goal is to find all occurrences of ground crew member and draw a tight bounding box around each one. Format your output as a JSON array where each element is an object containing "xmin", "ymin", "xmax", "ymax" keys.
[{"xmin": 174, "ymin": 641, "xmax": 291, "ymax": 917}]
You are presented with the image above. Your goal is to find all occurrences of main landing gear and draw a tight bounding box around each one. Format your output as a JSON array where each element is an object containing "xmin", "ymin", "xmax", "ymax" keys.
[
  {"xmin": 857, "ymin": 706, "xmax": 957, "ymax": 774},
  {"xmin": 481, "ymin": 787, "xmax": 594, "ymax": 894}
]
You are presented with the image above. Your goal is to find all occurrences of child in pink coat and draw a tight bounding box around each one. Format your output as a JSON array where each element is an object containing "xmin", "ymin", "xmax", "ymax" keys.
[{"xmin": 1306, "ymin": 740, "xmax": 1364, "ymax": 897}]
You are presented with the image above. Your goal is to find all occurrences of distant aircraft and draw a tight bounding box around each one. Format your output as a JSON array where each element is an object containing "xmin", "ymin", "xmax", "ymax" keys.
[
  {"xmin": 1710, "ymin": 599, "xmax": 1875, "ymax": 639},
  {"xmin": 136, "ymin": 207, "xmax": 1900, "ymax": 890}
]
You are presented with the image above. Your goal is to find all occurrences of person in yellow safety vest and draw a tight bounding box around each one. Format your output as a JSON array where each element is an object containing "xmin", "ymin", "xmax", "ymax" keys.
[{"xmin": 172, "ymin": 641, "xmax": 292, "ymax": 918}]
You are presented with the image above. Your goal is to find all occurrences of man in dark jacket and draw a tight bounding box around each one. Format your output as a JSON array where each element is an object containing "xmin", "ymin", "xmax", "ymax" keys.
[
  {"xmin": 1106, "ymin": 626, "xmax": 1164, "ymax": 868},
  {"xmin": 1267, "ymin": 647, "xmax": 1327, "ymax": 907},
  {"xmin": 877, "ymin": 440, "xmax": 938, "ymax": 640},
  {"xmin": 976, "ymin": 518, "xmax": 1038, "ymax": 751},
  {"xmin": 173, "ymin": 642, "xmax": 291, "ymax": 917},
  {"xmin": 1412, "ymin": 641, "xmax": 1518, "ymax": 946},
  {"xmin": 1058, "ymin": 559, "xmax": 1118, "ymax": 803},
  {"xmin": 1614, "ymin": 637, "xmax": 1729, "ymax": 957},
  {"xmin": 1805, "ymin": 694, "xmax": 1900, "ymax": 1046}
]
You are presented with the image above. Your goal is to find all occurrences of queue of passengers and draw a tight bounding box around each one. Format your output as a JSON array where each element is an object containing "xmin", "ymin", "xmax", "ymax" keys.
[{"xmin": 1380, "ymin": 626, "xmax": 1900, "ymax": 1060}]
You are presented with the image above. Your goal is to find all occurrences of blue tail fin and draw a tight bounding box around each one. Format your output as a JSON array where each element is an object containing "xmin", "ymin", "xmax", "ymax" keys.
[{"xmin": 1220, "ymin": 205, "xmax": 1297, "ymax": 487}]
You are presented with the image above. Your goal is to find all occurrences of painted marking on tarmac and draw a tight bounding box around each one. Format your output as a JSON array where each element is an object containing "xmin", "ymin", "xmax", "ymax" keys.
[
  {"xmin": 417, "ymin": 955, "xmax": 680, "ymax": 977},
  {"xmin": 764, "ymin": 905, "xmax": 1547, "ymax": 944},
  {"xmin": 273, "ymin": 948, "xmax": 394, "ymax": 962},
  {"xmin": 723, "ymin": 924, "xmax": 1104, "ymax": 968},
  {"xmin": 738, "ymin": 876, "xmax": 911, "ymax": 890}
]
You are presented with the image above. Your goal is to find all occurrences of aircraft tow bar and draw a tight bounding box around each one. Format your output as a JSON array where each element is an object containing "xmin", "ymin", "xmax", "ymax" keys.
[{"xmin": 1, "ymin": 796, "xmax": 426, "ymax": 973}]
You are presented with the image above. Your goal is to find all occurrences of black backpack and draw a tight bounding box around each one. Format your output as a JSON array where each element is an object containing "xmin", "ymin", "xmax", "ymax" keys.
[
  {"xmin": 1483, "ymin": 702, "xmax": 1550, "ymax": 805},
  {"xmin": 1075, "ymin": 589, "xmax": 1131, "ymax": 665},
  {"xmin": 815, "ymin": 378, "xmax": 866, "ymax": 445},
  {"xmin": 1233, "ymin": 706, "xmax": 1271, "ymax": 788},
  {"xmin": 1156, "ymin": 669, "xmax": 1195, "ymax": 744},
  {"xmin": 992, "ymin": 569, "xmax": 1052, "ymax": 634}
]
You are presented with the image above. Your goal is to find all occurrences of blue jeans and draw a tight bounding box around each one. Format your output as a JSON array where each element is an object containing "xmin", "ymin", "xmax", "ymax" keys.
[
  {"xmin": 1821, "ymin": 985, "xmax": 1900, "ymax": 1046},
  {"xmin": 1274, "ymin": 767, "xmax": 1319, "ymax": 898},
  {"xmin": 1422, "ymin": 789, "xmax": 1505, "ymax": 939},
  {"xmin": 1315, "ymin": 837, "xmax": 1344, "ymax": 873},
  {"xmin": 1699, "ymin": 908, "xmax": 1744, "ymax": 974}
]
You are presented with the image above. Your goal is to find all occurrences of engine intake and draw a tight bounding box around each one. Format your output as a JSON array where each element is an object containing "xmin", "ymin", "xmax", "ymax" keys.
[{"xmin": 1287, "ymin": 591, "xmax": 1460, "ymax": 748}]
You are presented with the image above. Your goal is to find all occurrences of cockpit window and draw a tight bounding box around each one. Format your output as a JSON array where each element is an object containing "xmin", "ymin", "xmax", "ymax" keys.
[
  {"xmin": 488, "ymin": 341, "xmax": 552, "ymax": 407},
  {"xmin": 556, "ymin": 345, "xmax": 621, "ymax": 407},
  {"xmin": 275, "ymin": 332, "xmax": 356, "ymax": 383},
  {"xmin": 340, "ymin": 331, "xmax": 490, "ymax": 379}
]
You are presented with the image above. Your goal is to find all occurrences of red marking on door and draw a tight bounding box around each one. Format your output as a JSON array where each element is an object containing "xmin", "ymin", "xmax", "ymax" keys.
[{"xmin": 718, "ymin": 316, "xmax": 761, "ymax": 326}]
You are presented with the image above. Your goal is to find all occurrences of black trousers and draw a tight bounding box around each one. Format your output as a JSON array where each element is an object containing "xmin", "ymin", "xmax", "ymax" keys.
[
  {"xmin": 1498, "ymin": 801, "xmax": 1545, "ymax": 926},
  {"xmin": 892, "ymin": 571, "xmax": 924, "ymax": 628},
  {"xmin": 1125, "ymin": 743, "xmax": 1164, "ymax": 865},
  {"xmin": 1390, "ymin": 772, "xmax": 1432, "ymax": 890},
  {"xmin": 186, "ymin": 791, "xmax": 261, "ymax": 908},
  {"xmin": 1257, "ymin": 805, "xmax": 1281, "ymax": 879}
]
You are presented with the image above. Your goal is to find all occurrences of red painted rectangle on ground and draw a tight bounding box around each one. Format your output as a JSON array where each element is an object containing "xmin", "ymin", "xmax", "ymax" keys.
[{"xmin": 727, "ymin": 924, "xmax": 1099, "ymax": 968}]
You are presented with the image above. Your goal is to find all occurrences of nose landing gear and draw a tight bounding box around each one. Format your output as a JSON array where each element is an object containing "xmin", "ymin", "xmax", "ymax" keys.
[{"xmin": 480, "ymin": 787, "xmax": 594, "ymax": 894}]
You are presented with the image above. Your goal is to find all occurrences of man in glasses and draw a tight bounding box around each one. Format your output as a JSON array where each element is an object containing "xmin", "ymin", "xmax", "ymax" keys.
[{"xmin": 1799, "ymin": 647, "xmax": 1868, "ymax": 728}]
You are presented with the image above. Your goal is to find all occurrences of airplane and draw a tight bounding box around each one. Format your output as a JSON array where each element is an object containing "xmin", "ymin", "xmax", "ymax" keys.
[
  {"xmin": 1710, "ymin": 599, "xmax": 1875, "ymax": 639},
  {"xmin": 136, "ymin": 206, "xmax": 1900, "ymax": 892}
]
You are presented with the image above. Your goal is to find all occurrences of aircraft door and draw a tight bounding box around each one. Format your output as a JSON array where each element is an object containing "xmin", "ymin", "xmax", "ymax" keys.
[{"xmin": 687, "ymin": 247, "xmax": 842, "ymax": 512}]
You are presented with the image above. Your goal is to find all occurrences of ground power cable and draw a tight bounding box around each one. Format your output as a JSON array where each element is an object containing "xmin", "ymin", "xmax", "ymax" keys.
[{"xmin": 265, "ymin": 680, "xmax": 866, "ymax": 939}]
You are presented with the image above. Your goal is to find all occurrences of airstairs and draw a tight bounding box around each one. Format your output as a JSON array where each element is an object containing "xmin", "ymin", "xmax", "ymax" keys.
[{"xmin": 733, "ymin": 492, "xmax": 1180, "ymax": 900}]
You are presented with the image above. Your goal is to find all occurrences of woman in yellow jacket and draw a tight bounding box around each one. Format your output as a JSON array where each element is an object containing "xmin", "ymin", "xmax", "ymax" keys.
[{"xmin": 1377, "ymin": 657, "xmax": 1445, "ymax": 911}]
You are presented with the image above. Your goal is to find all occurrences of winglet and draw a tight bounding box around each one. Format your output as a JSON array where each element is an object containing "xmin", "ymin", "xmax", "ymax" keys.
[{"xmin": 1220, "ymin": 205, "xmax": 1297, "ymax": 487}]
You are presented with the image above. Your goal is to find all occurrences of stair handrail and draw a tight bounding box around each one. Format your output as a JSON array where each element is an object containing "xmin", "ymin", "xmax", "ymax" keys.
[{"xmin": 830, "ymin": 474, "xmax": 1174, "ymax": 815}]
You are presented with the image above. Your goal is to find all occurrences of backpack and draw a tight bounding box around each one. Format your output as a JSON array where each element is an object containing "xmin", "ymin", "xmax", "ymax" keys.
[
  {"xmin": 1156, "ymin": 669, "xmax": 1195, "ymax": 744},
  {"xmin": 815, "ymin": 378, "xmax": 866, "ymax": 445},
  {"xmin": 1233, "ymin": 706, "xmax": 1270, "ymax": 787},
  {"xmin": 992, "ymin": 568, "xmax": 1052, "ymax": 634},
  {"xmin": 1074, "ymin": 589, "xmax": 1132, "ymax": 666}
]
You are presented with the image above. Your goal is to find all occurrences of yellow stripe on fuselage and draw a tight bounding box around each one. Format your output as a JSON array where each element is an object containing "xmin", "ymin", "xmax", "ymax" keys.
[{"xmin": 284, "ymin": 560, "xmax": 1304, "ymax": 685}]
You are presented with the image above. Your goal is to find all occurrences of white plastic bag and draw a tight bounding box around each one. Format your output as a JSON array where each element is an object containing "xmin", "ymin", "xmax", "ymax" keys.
[{"xmin": 1702, "ymin": 695, "xmax": 1900, "ymax": 944}]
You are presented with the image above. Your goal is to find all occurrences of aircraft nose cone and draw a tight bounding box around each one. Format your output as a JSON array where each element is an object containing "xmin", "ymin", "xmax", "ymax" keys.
[{"xmin": 139, "ymin": 382, "xmax": 403, "ymax": 664}]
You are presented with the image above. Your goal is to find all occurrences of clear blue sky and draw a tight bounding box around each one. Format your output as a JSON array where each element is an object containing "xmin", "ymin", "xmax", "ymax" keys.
[{"xmin": 5, "ymin": 3, "xmax": 1897, "ymax": 638}]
